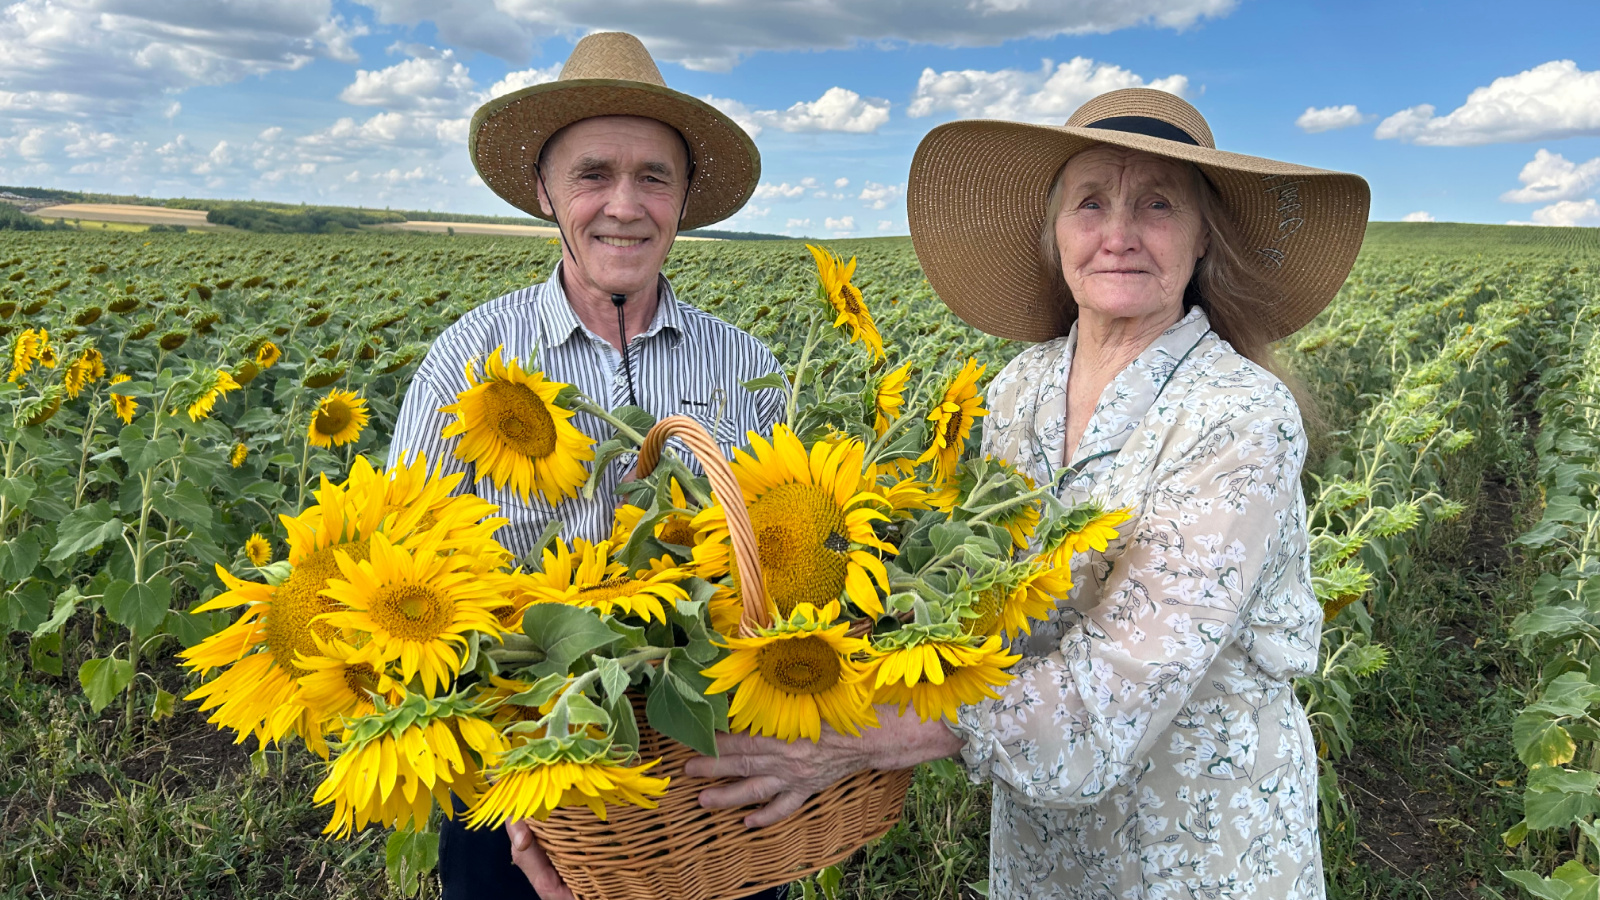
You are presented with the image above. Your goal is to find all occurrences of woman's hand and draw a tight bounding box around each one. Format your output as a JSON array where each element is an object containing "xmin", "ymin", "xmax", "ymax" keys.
[
  {"xmin": 684, "ymin": 704, "xmax": 966, "ymax": 828},
  {"xmin": 506, "ymin": 819, "xmax": 575, "ymax": 900}
]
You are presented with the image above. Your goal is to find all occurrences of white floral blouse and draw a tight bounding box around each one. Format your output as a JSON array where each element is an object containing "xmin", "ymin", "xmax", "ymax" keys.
[{"xmin": 952, "ymin": 307, "xmax": 1326, "ymax": 899}]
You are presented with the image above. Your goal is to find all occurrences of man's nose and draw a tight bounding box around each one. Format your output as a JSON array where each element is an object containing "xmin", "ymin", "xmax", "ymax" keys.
[{"xmin": 602, "ymin": 180, "xmax": 647, "ymax": 221}]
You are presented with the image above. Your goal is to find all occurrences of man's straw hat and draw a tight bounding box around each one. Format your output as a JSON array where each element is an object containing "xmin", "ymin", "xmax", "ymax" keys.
[
  {"xmin": 470, "ymin": 32, "xmax": 760, "ymax": 231},
  {"xmin": 907, "ymin": 88, "xmax": 1370, "ymax": 342}
]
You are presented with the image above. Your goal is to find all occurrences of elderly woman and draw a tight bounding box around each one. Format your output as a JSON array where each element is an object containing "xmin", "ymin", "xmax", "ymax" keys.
[{"xmin": 687, "ymin": 88, "xmax": 1368, "ymax": 899}]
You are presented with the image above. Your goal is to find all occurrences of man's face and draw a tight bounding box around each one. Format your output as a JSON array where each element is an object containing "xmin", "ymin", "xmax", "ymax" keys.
[{"xmin": 536, "ymin": 116, "xmax": 690, "ymax": 297}]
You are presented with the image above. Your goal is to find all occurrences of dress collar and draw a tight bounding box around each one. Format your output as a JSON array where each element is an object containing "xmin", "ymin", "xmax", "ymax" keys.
[{"xmin": 1038, "ymin": 305, "xmax": 1213, "ymax": 473}]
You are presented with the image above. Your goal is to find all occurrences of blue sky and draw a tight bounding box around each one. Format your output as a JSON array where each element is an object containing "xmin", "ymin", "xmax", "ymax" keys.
[{"xmin": 1, "ymin": 0, "xmax": 1597, "ymax": 235}]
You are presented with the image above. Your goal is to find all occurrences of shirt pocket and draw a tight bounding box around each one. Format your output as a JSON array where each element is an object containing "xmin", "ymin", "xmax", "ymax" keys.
[{"xmin": 670, "ymin": 406, "xmax": 746, "ymax": 471}]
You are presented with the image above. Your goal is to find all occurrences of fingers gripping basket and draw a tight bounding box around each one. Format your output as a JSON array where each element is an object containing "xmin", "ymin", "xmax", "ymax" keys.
[{"xmin": 526, "ymin": 416, "xmax": 915, "ymax": 900}]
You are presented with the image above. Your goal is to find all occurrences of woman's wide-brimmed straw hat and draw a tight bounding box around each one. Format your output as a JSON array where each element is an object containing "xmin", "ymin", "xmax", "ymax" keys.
[
  {"xmin": 907, "ymin": 88, "xmax": 1370, "ymax": 342},
  {"xmin": 470, "ymin": 32, "xmax": 760, "ymax": 231}
]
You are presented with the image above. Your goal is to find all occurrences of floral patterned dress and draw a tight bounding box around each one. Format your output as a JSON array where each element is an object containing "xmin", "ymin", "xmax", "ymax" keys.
[{"xmin": 952, "ymin": 307, "xmax": 1326, "ymax": 899}]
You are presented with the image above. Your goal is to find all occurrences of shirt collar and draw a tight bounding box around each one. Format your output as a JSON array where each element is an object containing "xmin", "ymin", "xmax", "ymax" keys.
[{"xmin": 537, "ymin": 260, "xmax": 686, "ymax": 350}]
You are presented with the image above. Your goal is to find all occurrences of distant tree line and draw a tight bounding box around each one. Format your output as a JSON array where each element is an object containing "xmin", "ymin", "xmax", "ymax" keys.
[
  {"xmin": 203, "ymin": 204, "xmax": 404, "ymax": 234},
  {"xmin": 0, "ymin": 204, "xmax": 73, "ymax": 231}
]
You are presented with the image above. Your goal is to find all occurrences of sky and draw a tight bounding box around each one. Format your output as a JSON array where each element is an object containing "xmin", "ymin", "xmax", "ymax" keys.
[{"xmin": 0, "ymin": 0, "xmax": 1597, "ymax": 237}]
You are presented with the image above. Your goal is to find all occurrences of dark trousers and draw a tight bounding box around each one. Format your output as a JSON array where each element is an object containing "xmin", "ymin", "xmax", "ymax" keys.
[{"xmin": 439, "ymin": 814, "xmax": 789, "ymax": 900}]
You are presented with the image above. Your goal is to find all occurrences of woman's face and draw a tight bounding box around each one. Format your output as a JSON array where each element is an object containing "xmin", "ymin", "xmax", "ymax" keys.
[{"xmin": 1053, "ymin": 146, "xmax": 1209, "ymax": 330}]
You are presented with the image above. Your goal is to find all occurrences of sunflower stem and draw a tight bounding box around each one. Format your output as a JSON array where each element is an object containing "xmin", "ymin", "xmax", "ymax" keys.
[
  {"xmin": 969, "ymin": 486, "xmax": 1056, "ymax": 527},
  {"xmin": 575, "ymin": 400, "xmax": 648, "ymax": 447},
  {"xmin": 862, "ymin": 405, "xmax": 920, "ymax": 472},
  {"xmin": 784, "ymin": 317, "xmax": 823, "ymax": 429}
]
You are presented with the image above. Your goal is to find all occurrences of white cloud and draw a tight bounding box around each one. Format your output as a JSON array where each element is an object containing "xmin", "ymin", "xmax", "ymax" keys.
[
  {"xmin": 706, "ymin": 88, "xmax": 890, "ymax": 135},
  {"xmin": 0, "ymin": 0, "xmax": 364, "ymax": 118},
  {"xmin": 753, "ymin": 178, "xmax": 818, "ymax": 201},
  {"xmin": 907, "ymin": 57, "xmax": 1189, "ymax": 124},
  {"xmin": 825, "ymin": 215, "xmax": 855, "ymax": 234},
  {"xmin": 785, "ymin": 217, "xmax": 812, "ymax": 230},
  {"xmin": 1500, "ymin": 149, "xmax": 1600, "ymax": 204},
  {"xmin": 163, "ymin": 101, "xmax": 182, "ymax": 121},
  {"xmin": 765, "ymin": 87, "xmax": 890, "ymax": 133},
  {"xmin": 340, "ymin": 48, "xmax": 477, "ymax": 113},
  {"xmin": 834, "ymin": 177, "xmax": 850, "ymax": 188},
  {"xmin": 487, "ymin": 64, "xmax": 564, "ymax": 100},
  {"xmin": 1295, "ymin": 104, "xmax": 1369, "ymax": 133},
  {"xmin": 1508, "ymin": 199, "xmax": 1600, "ymax": 227},
  {"xmin": 877, "ymin": 219, "xmax": 895, "ymax": 232},
  {"xmin": 1375, "ymin": 60, "xmax": 1600, "ymax": 145},
  {"xmin": 358, "ymin": 0, "xmax": 541, "ymax": 63},
  {"xmin": 858, "ymin": 181, "xmax": 903, "ymax": 210},
  {"xmin": 1400, "ymin": 211, "xmax": 1435, "ymax": 222},
  {"xmin": 258, "ymin": 126, "xmax": 283, "ymax": 142},
  {"xmin": 353, "ymin": 0, "xmax": 1236, "ymax": 70}
]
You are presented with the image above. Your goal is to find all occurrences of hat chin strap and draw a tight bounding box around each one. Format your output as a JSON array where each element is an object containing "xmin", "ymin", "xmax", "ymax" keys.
[{"xmin": 533, "ymin": 157, "xmax": 698, "ymax": 410}]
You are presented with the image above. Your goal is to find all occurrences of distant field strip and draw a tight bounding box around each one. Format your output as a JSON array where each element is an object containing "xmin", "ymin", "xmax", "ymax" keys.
[{"xmin": 29, "ymin": 203, "xmax": 214, "ymax": 227}]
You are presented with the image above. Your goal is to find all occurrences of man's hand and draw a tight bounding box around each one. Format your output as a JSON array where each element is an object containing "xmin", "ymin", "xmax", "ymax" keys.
[{"xmin": 507, "ymin": 818, "xmax": 575, "ymax": 900}]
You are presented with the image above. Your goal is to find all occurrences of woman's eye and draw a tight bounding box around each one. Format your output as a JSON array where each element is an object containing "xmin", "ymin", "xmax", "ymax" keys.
[{"xmin": 1079, "ymin": 200, "xmax": 1101, "ymax": 210}]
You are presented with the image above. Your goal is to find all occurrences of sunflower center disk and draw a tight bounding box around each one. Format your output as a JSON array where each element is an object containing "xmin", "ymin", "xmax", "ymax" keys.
[
  {"xmin": 265, "ymin": 541, "xmax": 371, "ymax": 676},
  {"xmin": 577, "ymin": 578, "xmax": 641, "ymax": 606},
  {"xmin": 658, "ymin": 518, "xmax": 697, "ymax": 547},
  {"xmin": 943, "ymin": 411, "xmax": 964, "ymax": 444},
  {"xmin": 840, "ymin": 285, "xmax": 863, "ymax": 316},
  {"xmin": 483, "ymin": 381, "xmax": 556, "ymax": 458},
  {"xmin": 747, "ymin": 483, "xmax": 850, "ymax": 617},
  {"xmin": 315, "ymin": 403, "xmax": 352, "ymax": 435},
  {"xmin": 757, "ymin": 635, "xmax": 841, "ymax": 695},
  {"xmin": 372, "ymin": 583, "xmax": 451, "ymax": 640},
  {"xmin": 963, "ymin": 587, "xmax": 1004, "ymax": 637},
  {"xmin": 342, "ymin": 662, "xmax": 379, "ymax": 698}
]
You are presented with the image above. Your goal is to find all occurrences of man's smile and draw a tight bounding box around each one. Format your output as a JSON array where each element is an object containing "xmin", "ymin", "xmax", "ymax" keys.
[{"xmin": 596, "ymin": 236, "xmax": 648, "ymax": 247}]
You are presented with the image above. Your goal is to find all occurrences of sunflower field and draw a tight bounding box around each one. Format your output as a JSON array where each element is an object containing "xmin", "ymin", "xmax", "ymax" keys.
[{"xmin": 1, "ymin": 222, "xmax": 1599, "ymax": 899}]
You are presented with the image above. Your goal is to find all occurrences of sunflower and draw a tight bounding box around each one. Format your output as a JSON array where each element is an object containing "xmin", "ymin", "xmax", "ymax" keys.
[
  {"xmin": 917, "ymin": 359, "xmax": 987, "ymax": 484},
  {"xmin": 872, "ymin": 362, "xmax": 911, "ymax": 437},
  {"xmin": 109, "ymin": 374, "xmax": 137, "ymax": 424},
  {"xmin": 439, "ymin": 346, "xmax": 595, "ymax": 505},
  {"xmin": 256, "ymin": 341, "xmax": 281, "ymax": 369},
  {"xmin": 870, "ymin": 633, "xmax": 1020, "ymax": 724},
  {"xmin": 187, "ymin": 368, "xmax": 240, "ymax": 421},
  {"xmin": 315, "ymin": 715, "xmax": 504, "ymax": 837},
  {"xmin": 63, "ymin": 348, "xmax": 104, "ymax": 398},
  {"xmin": 960, "ymin": 560, "xmax": 1071, "ymax": 641},
  {"xmin": 692, "ymin": 425, "xmax": 893, "ymax": 619},
  {"xmin": 701, "ymin": 602, "xmax": 877, "ymax": 742},
  {"xmin": 291, "ymin": 636, "xmax": 402, "ymax": 725},
  {"xmin": 523, "ymin": 538, "xmax": 690, "ymax": 624},
  {"xmin": 321, "ymin": 530, "xmax": 507, "ymax": 697},
  {"xmin": 244, "ymin": 533, "xmax": 272, "ymax": 566},
  {"xmin": 466, "ymin": 750, "xmax": 669, "ymax": 827},
  {"xmin": 309, "ymin": 388, "xmax": 369, "ymax": 448},
  {"xmin": 929, "ymin": 464, "xmax": 1041, "ymax": 553},
  {"xmin": 181, "ymin": 474, "xmax": 392, "ymax": 750},
  {"xmin": 37, "ymin": 336, "xmax": 57, "ymax": 369},
  {"xmin": 609, "ymin": 478, "xmax": 700, "ymax": 549},
  {"xmin": 806, "ymin": 244, "xmax": 884, "ymax": 360},
  {"xmin": 1048, "ymin": 505, "xmax": 1135, "ymax": 564},
  {"xmin": 7, "ymin": 328, "xmax": 41, "ymax": 382}
]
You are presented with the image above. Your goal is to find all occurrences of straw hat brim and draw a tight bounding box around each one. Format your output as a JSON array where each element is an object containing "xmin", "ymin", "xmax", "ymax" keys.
[
  {"xmin": 470, "ymin": 79, "xmax": 761, "ymax": 232},
  {"xmin": 907, "ymin": 119, "xmax": 1371, "ymax": 343}
]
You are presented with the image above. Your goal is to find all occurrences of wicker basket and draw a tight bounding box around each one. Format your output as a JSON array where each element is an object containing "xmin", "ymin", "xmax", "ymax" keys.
[{"xmin": 526, "ymin": 415, "xmax": 915, "ymax": 900}]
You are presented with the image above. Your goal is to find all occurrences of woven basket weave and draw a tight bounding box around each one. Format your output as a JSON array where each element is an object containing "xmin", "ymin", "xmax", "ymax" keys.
[{"xmin": 527, "ymin": 415, "xmax": 914, "ymax": 900}]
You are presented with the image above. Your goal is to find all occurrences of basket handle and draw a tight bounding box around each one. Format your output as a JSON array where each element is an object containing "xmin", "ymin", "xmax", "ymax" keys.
[{"xmin": 635, "ymin": 415, "xmax": 770, "ymax": 635}]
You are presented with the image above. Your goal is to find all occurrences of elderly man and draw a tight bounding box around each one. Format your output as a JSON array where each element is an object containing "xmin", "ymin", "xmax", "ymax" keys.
[{"xmin": 387, "ymin": 31, "xmax": 786, "ymax": 900}]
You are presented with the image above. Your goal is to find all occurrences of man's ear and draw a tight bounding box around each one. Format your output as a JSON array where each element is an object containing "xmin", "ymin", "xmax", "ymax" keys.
[{"xmin": 535, "ymin": 169, "xmax": 554, "ymax": 218}]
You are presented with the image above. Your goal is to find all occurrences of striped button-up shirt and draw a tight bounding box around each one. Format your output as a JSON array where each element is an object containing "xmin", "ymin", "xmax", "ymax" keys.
[{"xmin": 387, "ymin": 262, "xmax": 785, "ymax": 556}]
